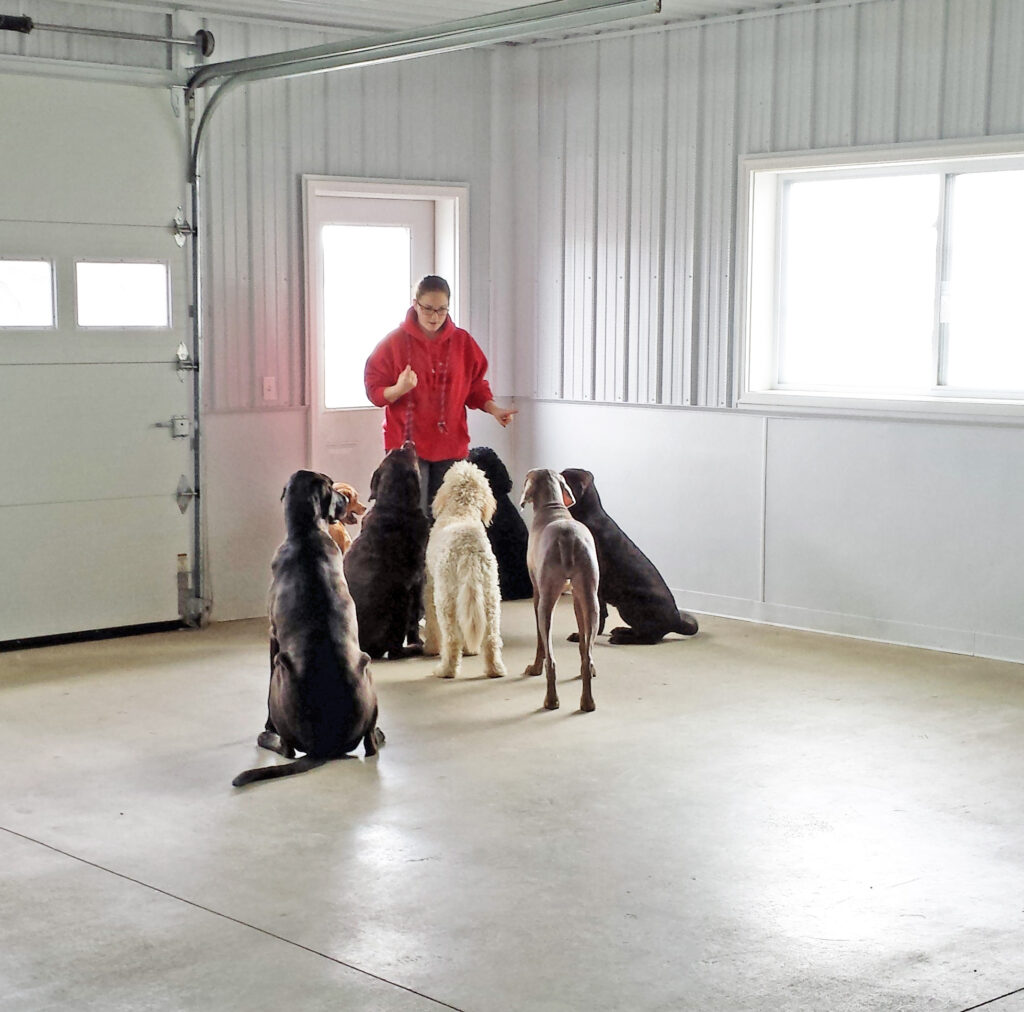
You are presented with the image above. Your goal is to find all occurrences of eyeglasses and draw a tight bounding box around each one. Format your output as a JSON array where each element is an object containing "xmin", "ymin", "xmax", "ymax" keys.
[{"xmin": 415, "ymin": 301, "xmax": 449, "ymax": 317}]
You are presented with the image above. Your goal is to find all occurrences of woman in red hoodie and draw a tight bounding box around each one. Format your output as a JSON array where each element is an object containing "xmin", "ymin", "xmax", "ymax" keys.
[{"xmin": 364, "ymin": 275, "xmax": 517, "ymax": 514}]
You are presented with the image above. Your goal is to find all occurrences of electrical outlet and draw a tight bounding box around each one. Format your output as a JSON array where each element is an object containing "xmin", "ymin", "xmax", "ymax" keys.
[{"xmin": 262, "ymin": 376, "xmax": 277, "ymax": 401}]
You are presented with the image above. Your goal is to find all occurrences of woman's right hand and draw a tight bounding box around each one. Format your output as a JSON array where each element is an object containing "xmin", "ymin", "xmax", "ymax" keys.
[
  {"xmin": 396, "ymin": 364, "xmax": 418, "ymax": 395},
  {"xmin": 384, "ymin": 364, "xmax": 418, "ymax": 403}
]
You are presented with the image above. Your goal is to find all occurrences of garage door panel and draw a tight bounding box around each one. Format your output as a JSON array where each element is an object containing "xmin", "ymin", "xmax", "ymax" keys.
[
  {"xmin": 0, "ymin": 364, "xmax": 191, "ymax": 506},
  {"xmin": 1, "ymin": 72, "xmax": 194, "ymax": 639},
  {"xmin": 0, "ymin": 498, "xmax": 186, "ymax": 641},
  {"xmin": 0, "ymin": 78, "xmax": 186, "ymax": 226},
  {"xmin": 0, "ymin": 221, "xmax": 189, "ymax": 367}
]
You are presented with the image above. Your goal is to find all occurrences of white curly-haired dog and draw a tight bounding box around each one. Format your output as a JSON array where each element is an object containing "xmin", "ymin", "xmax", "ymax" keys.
[{"xmin": 423, "ymin": 460, "xmax": 506, "ymax": 680}]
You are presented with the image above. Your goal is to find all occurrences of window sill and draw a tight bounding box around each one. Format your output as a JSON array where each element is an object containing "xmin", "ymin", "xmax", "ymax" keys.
[{"xmin": 736, "ymin": 389, "xmax": 1024, "ymax": 427}]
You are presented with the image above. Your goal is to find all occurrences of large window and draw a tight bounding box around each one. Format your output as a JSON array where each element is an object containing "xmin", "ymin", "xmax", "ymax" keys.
[{"xmin": 741, "ymin": 143, "xmax": 1024, "ymax": 414}]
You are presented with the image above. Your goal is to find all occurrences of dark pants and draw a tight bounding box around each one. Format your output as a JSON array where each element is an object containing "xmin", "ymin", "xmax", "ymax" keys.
[{"xmin": 418, "ymin": 458, "xmax": 459, "ymax": 518}]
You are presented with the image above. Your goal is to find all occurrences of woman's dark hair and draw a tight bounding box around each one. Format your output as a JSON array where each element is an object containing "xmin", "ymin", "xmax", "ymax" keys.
[{"xmin": 414, "ymin": 275, "xmax": 450, "ymax": 301}]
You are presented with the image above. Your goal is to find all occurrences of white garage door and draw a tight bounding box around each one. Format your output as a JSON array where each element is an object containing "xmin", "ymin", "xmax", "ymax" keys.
[{"xmin": 0, "ymin": 73, "xmax": 193, "ymax": 642}]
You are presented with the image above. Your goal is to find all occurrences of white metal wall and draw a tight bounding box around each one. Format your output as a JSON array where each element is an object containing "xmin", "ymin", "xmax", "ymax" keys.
[
  {"xmin": 198, "ymin": 25, "xmax": 495, "ymax": 413},
  {"xmin": 494, "ymin": 0, "xmax": 1024, "ymax": 407}
]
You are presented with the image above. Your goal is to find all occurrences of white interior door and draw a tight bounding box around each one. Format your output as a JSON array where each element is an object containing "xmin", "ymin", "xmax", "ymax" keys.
[
  {"xmin": 305, "ymin": 186, "xmax": 435, "ymax": 497},
  {"xmin": 0, "ymin": 74, "xmax": 192, "ymax": 641}
]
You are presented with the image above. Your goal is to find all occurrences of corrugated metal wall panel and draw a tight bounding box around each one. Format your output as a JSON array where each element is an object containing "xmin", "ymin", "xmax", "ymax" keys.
[
  {"xmin": 854, "ymin": 0, "xmax": 900, "ymax": 145},
  {"xmin": 521, "ymin": 0, "xmax": 1024, "ymax": 408},
  {"xmin": 813, "ymin": 5, "xmax": 857, "ymax": 149},
  {"xmin": 898, "ymin": 0, "xmax": 945, "ymax": 141},
  {"xmin": 628, "ymin": 32, "xmax": 668, "ymax": 405},
  {"xmin": 592, "ymin": 37, "xmax": 632, "ymax": 403},
  {"xmin": 990, "ymin": 0, "xmax": 1024, "ymax": 133},
  {"xmin": 562, "ymin": 43, "xmax": 599, "ymax": 402},
  {"xmin": 536, "ymin": 48, "xmax": 568, "ymax": 400},
  {"xmin": 662, "ymin": 28, "xmax": 700, "ymax": 407},
  {"xmin": 942, "ymin": 0, "xmax": 993, "ymax": 137}
]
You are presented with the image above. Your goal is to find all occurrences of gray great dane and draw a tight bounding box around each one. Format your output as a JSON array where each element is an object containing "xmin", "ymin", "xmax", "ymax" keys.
[{"xmin": 519, "ymin": 468, "xmax": 600, "ymax": 712}]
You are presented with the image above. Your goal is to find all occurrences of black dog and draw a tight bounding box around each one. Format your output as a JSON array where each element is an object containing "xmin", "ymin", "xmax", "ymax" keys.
[
  {"xmin": 467, "ymin": 446, "xmax": 533, "ymax": 600},
  {"xmin": 560, "ymin": 468, "xmax": 699, "ymax": 645},
  {"xmin": 343, "ymin": 441, "xmax": 429, "ymax": 659},
  {"xmin": 233, "ymin": 470, "xmax": 384, "ymax": 787}
]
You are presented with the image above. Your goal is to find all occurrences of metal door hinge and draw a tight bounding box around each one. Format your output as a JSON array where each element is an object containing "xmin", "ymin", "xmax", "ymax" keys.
[
  {"xmin": 173, "ymin": 206, "xmax": 196, "ymax": 247},
  {"xmin": 176, "ymin": 474, "xmax": 198, "ymax": 514},
  {"xmin": 175, "ymin": 341, "xmax": 198, "ymax": 381}
]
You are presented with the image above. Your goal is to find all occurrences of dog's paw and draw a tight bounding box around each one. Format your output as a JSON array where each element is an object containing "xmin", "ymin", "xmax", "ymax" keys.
[
  {"xmin": 363, "ymin": 726, "xmax": 386, "ymax": 756},
  {"xmin": 486, "ymin": 665, "xmax": 506, "ymax": 678},
  {"xmin": 256, "ymin": 731, "xmax": 294, "ymax": 758},
  {"xmin": 543, "ymin": 695, "xmax": 560, "ymax": 710},
  {"xmin": 567, "ymin": 632, "xmax": 580, "ymax": 643},
  {"xmin": 523, "ymin": 664, "xmax": 541, "ymax": 677},
  {"xmin": 434, "ymin": 666, "xmax": 457, "ymax": 679},
  {"xmin": 579, "ymin": 696, "xmax": 596, "ymax": 712}
]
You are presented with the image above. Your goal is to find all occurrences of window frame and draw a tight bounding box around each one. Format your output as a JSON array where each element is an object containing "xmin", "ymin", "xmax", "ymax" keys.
[{"xmin": 736, "ymin": 136, "xmax": 1024, "ymax": 422}]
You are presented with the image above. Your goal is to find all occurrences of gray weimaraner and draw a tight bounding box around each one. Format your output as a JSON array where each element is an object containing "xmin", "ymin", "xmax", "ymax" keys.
[
  {"xmin": 233, "ymin": 469, "xmax": 384, "ymax": 787},
  {"xmin": 519, "ymin": 468, "xmax": 600, "ymax": 712}
]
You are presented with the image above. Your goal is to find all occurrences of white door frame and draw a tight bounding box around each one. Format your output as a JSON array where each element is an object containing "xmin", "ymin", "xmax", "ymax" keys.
[{"xmin": 301, "ymin": 176, "xmax": 469, "ymax": 484}]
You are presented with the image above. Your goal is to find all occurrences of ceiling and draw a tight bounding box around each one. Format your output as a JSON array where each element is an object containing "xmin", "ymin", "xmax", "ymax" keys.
[{"xmin": 154, "ymin": 0, "xmax": 817, "ymax": 35}]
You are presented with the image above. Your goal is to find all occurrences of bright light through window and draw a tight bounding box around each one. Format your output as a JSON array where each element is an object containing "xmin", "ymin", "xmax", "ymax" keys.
[
  {"xmin": 322, "ymin": 224, "xmax": 411, "ymax": 409},
  {"xmin": 945, "ymin": 170, "xmax": 1024, "ymax": 391},
  {"xmin": 76, "ymin": 261, "xmax": 169, "ymax": 327},
  {"xmin": 745, "ymin": 146, "xmax": 1024, "ymax": 409},
  {"xmin": 0, "ymin": 260, "xmax": 54, "ymax": 327},
  {"xmin": 779, "ymin": 175, "xmax": 939, "ymax": 391}
]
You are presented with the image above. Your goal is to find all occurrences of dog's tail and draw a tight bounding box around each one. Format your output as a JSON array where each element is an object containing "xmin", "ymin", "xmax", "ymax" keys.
[
  {"xmin": 232, "ymin": 755, "xmax": 328, "ymax": 787},
  {"xmin": 456, "ymin": 564, "xmax": 488, "ymax": 655},
  {"xmin": 674, "ymin": 610, "xmax": 700, "ymax": 636}
]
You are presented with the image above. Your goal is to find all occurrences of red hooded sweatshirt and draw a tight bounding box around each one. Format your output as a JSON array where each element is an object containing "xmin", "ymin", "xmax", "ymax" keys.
[{"xmin": 364, "ymin": 307, "xmax": 495, "ymax": 462}]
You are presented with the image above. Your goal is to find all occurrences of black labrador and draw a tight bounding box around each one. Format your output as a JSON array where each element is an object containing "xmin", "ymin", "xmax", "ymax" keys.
[
  {"xmin": 467, "ymin": 446, "xmax": 533, "ymax": 600},
  {"xmin": 343, "ymin": 441, "xmax": 430, "ymax": 659},
  {"xmin": 233, "ymin": 469, "xmax": 384, "ymax": 787},
  {"xmin": 560, "ymin": 467, "xmax": 699, "ymax": 645}
]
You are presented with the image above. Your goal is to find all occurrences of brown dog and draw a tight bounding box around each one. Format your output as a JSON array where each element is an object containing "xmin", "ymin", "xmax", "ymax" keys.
[
  {"xmin": 328, "ymin": 481, "xmax": 367, "ymax": 553},
  {"xmin": 519, "ymin": 468, "xmax": 600, "ymax": 712},
  {"xmin": 561, "ymin": 468, "xmax": 699, "ymax": 644},
  {"xmin": 233, "ymin": 470, "xmax": 384, "ymax": 787}
]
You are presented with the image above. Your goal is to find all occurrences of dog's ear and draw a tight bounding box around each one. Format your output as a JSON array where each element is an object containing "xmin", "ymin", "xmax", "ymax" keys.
[
  {"xmin": 482, "ymin": 486, "xmax": 497, "ymax": 527},
  {"xmin": 519, "ymin": 471, "xmax": 535, "ymax": 509},
  {"xmin": 329, "ymin": 488, "xmax": 350, "ymax": 524},
  {"xmin": 557, "ymin": 473, "xmax": 576, "ymax": 509},
  {"xmin": 431, "ymin": 479, "xmax": 450, "ymax": 520}
]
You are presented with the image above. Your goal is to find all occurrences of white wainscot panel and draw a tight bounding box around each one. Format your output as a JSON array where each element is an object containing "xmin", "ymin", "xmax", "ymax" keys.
[
  {"xmin": 204, "ymin": 410, "xmax": 308, "ymax": 622},
  {"xmin": 523, "ymin": 401, "xmax": 766, "ymax": 608},
  {"xmin": 763, "ymin": 416, "xmax": 1024, "ymax": 659}
]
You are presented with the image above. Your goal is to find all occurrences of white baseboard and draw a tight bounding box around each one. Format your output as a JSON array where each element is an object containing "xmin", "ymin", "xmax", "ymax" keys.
[{"xmin": 674, "ymin": 590, "xmax": 1024, "ymax": 666}]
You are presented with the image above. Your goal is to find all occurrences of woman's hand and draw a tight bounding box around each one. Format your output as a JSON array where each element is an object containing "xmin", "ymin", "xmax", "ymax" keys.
[
  {"xmin": 485, "ymin": 401, "xmax": 518, "ymax": 428},
  {"xmin": 384, "ymin": 364, "xmax": 418, "ymax": 403}
]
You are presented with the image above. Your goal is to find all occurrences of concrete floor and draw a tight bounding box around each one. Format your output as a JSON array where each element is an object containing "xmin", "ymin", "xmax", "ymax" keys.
[{"xmin": 2, "ymin": 602, "xmax": 1024, "ymax": 1011}]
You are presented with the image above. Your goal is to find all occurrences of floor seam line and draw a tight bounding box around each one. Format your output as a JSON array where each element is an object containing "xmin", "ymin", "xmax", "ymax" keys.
[
  {"xmin": 959, "ymin": 985, "xmax": 1024, "ymax": 1011},
  {"xmin": 1, "ymin": 824, "xmax": 466, "ymax": 1012}
]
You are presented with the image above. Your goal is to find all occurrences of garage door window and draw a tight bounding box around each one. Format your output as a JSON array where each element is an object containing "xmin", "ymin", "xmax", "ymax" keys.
[
  {"xmin": 75, "ymin": 261, "xmax": 170, "ymax": 328},
  {"xmin": 0, "ymin": 259, "xmax": 54, "ymax": 328}
]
